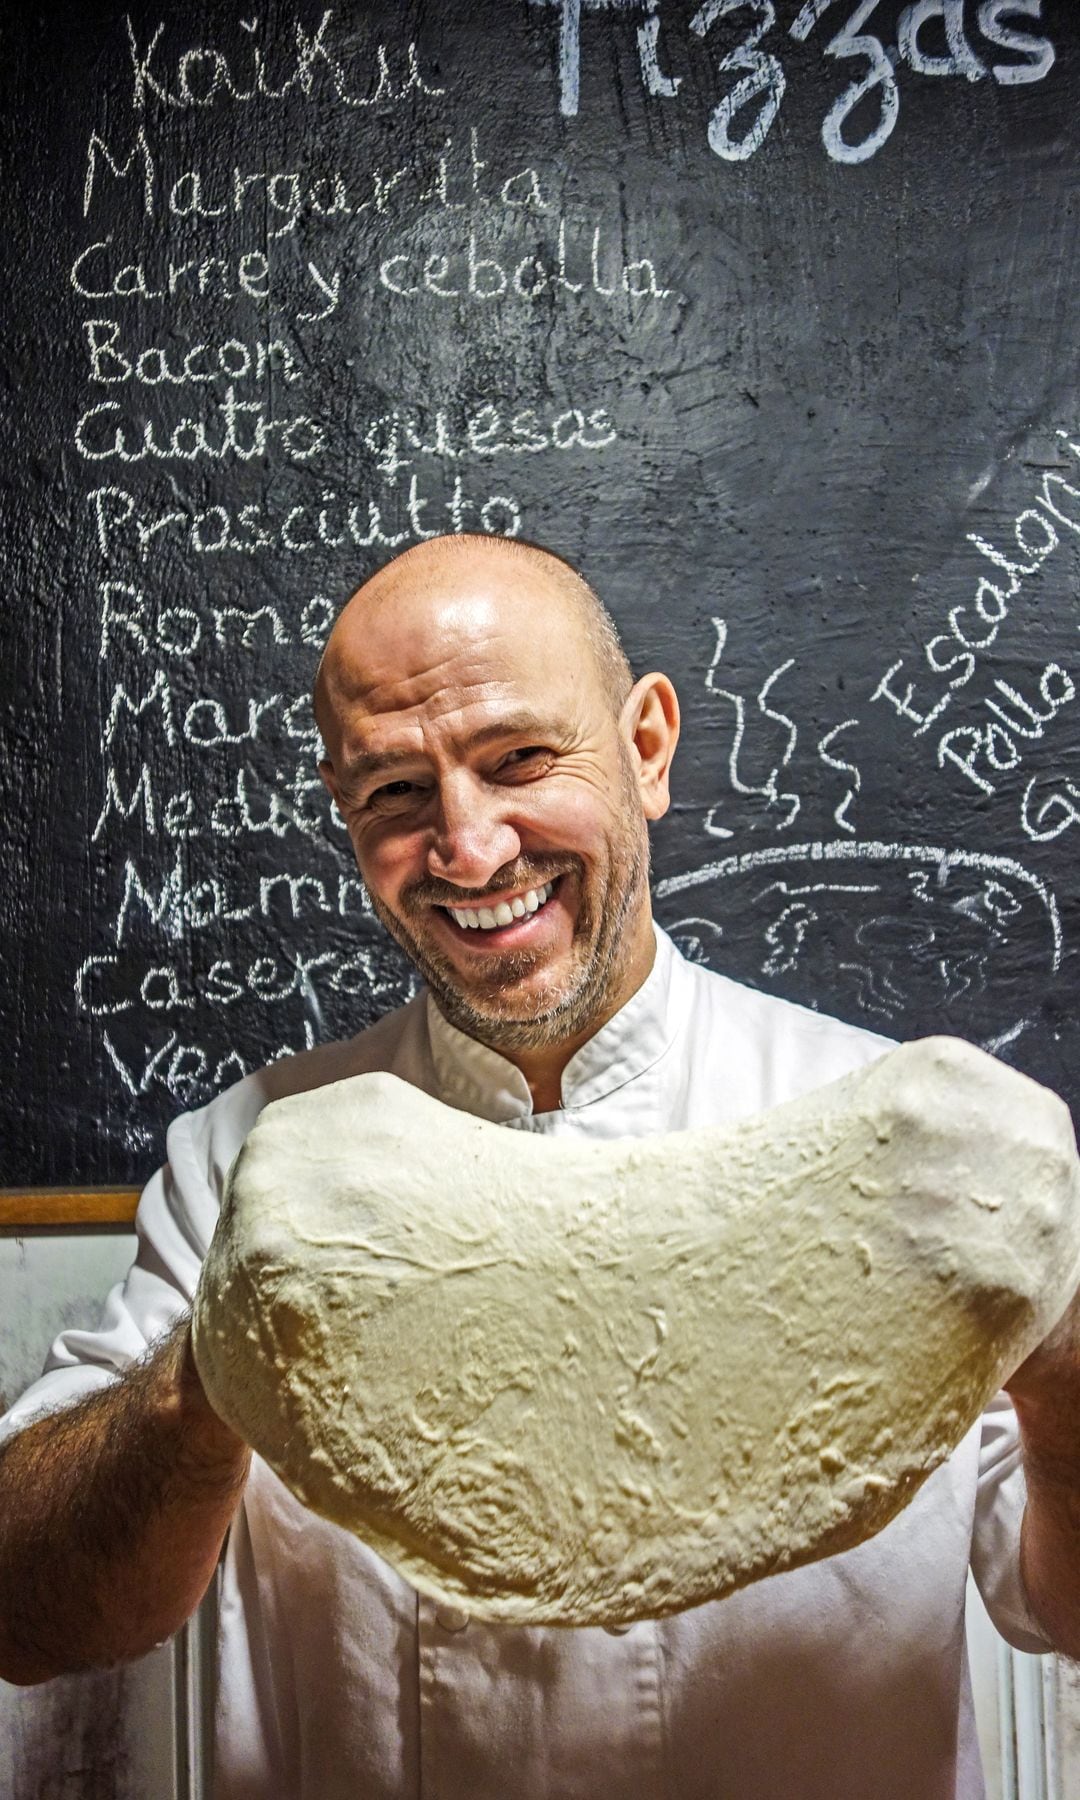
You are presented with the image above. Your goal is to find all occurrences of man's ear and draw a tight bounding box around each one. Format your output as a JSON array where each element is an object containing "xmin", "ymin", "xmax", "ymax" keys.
[
  {"xmin": 318, "ymin": 760, "xmax": 340, "ymax": 806},
  {"xmin": 620, "ymin": 673, "xmax": 680, "ymax": 820}
]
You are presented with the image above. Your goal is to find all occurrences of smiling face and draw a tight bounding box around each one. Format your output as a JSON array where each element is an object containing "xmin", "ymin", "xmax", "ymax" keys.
[{"xmin": 316, "ymin": 539, "xmax": 679, "ymax": 1061}]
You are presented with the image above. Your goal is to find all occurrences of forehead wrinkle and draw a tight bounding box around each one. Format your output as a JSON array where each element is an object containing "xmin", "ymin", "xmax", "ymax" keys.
[
  {"xmin": 343, "ymin": 685, "xmax": 557, "ymax": 772},
  {"xmin": 354, "ymin": 672, "xmax": 519, "ymax": 742}
]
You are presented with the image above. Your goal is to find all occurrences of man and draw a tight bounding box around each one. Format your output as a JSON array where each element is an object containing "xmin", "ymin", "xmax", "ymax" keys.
[{"xmin": 1, "ymin": 533, "xmax": 1078, "ymax": 1799}]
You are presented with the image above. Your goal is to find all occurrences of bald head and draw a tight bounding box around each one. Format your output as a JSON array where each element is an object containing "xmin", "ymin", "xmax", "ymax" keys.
[{"xmin": 314, "ymin": 535, "xmax": 632, "ymax": 747}]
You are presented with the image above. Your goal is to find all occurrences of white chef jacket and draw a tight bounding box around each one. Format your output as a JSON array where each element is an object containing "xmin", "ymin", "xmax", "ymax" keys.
[{"xmin": 0, "ymin": 926, "xmax": 1050, "ymax": 1800}]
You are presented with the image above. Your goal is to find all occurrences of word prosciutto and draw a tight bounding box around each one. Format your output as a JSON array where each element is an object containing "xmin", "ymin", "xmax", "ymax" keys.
[{"xmin": 87, "ymin": 478, "xmax": 526, "ymax": 560}]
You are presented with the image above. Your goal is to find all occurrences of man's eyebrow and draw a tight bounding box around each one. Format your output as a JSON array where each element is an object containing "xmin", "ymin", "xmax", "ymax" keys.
[
  {"xmin": 462, "ymin": 712, "xmax": 557, "ymax": 748},
  {"xmin": 338, "ymin": 745, "xmax": 420, "ymax": 786},
  {"xmin": 339, "ymin": 713, "xmax": 558, "ymax": 785}
]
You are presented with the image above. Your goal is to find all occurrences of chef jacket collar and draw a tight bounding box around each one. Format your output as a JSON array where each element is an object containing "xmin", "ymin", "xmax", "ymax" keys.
[{"xmin": 425, "ymin": 923, "xmax": 676, "ymax": 1124}]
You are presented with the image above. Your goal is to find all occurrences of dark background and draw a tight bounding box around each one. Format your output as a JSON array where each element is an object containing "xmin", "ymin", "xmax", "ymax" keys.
[{"xmin": 2, "ymin": 0, "xmax": 1078, "ymax": 1182}]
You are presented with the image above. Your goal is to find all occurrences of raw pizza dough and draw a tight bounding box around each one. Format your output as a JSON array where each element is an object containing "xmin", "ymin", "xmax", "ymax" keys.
[{"xmin": 191, "ymin": 1037, "xmax": 1080, "ymax": 1627}]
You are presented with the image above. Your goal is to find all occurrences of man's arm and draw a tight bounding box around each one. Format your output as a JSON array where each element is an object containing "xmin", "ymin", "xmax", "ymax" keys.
[
  {"xmin": 0, "ymin": 1316, "xmax": 249, "ymax": 1685},
  {"xmin": 1007, "ymin": 1302, "xmax": 1080, "ymax": 1660}
]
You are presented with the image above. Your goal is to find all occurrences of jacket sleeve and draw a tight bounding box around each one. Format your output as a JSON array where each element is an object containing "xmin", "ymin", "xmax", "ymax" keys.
[
  {"xmin": 0, "ymin": 1030, "xmax": 387, "ymax": 1447},
  {"xmin": 0, "ymin": 1092, "xmax": 241, "ymax": 1446}
]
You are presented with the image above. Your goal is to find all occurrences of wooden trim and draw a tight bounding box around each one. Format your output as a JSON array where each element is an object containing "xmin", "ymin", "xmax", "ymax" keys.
[{"xmin": 0, "ymin": 1188, "xmax": 140, "ymax": 1228}]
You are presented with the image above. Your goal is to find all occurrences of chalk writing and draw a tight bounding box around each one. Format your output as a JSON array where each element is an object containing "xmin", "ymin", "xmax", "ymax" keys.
[
  {"xmin": 87, "ymin": 479, "xmax": 525, "ymax": 560},
  {"xmin": 937, "ymin": 662, "xmax": 1076, "ymax": 797},
  {"xmin": 816, "ymin": 720, "xmax": 861, "ymax": 834},
  {"xmin": 872, "ymin": 433, "xmax": 1080, "ymax": 741},
  {"xmin": 529, "ymin": 0, "xmax": 1056, "ymax": 162},
  {"xmin": 111, "ymin": 852, "xmax": 369, "ymax": 946},
  {"xmin": 378, "ymin": 220, "xmax": 672, "ymax": 305},
  {"xmin": 98, "ymin": 582, "xmax": 334, "ymax": 659},
  {"xmin": 75, "ymin": 392, "xmax": 325, "ymax": 464},
  {"xmin": 86, "ymin": 127, "xmax": 553, "ymax": 226},
  {"xmin": 1021, "ymin": 776, "xmax": 1080, "ymax": 844},
  {"xmin": 83, "ymin": 320, "xmax": 302, "ymax": 388},
  {"xmin": 91, "ymin": 760, "xmax": 335, "ymax": 846},
  {"xmin": 123, "ymin": 13, "xmax": 444, "ymax": 113},
  {"xmin": 658, "ymin": 839, "xmax": 1061, "ymax": 1049},
  {"xmin": 364, "ymin": 402, "xmax": 617, "ymax": 482},
  {"xmin": 703, "ymin": 619, "xmax": 801, "ymax": 837}
]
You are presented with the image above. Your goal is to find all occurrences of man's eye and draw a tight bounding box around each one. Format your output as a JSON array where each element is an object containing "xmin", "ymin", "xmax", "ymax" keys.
[
  {"xmin": 368, "ymin": 780, "xmax": 421, "ymax": 809},
  {"xmin": 501, "ymin": 746, "xmax": 550, "ymax": 770}
]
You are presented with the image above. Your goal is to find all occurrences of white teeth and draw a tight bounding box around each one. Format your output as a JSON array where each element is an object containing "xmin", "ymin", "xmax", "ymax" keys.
[{"xmin": 448, "ymin": 878, "xmax": 557, "ymax": 930}]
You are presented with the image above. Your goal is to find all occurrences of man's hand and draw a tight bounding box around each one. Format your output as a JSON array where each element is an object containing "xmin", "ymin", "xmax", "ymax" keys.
[{"xmin": 0, "ymin": 1316, "xmax": 250, "ymax": 1685}]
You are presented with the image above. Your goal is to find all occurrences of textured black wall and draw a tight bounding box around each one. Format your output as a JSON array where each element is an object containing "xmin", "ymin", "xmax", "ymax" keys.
[{"xmin": 2, "ymin": 1, "xmax": 1078, "ymax": 1181}]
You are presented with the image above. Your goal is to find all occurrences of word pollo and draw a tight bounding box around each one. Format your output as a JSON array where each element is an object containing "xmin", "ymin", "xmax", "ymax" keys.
[
  {"xmin": 937, "ymin": 662, "xmax": 1076, "ymax": 797},
  {"xmin": 872, "ymin": 436, "xmax": 1080, "ymax": 738},
  {"xmin": 530, "ymin": 0, "xmax": 1055, "ymax": 165},
  {"xmin": 87, "ymin": 476, "xmax": 523, "ymax": 562},
  {"xmin": 123, "ymin": 12, "xmax": 443, "ymax": 112}
]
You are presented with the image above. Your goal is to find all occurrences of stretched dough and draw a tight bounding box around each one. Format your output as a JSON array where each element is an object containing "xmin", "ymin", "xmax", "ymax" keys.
[{"xmin": 191, "ymin": 1037, "xmax": 1080, "ymax": 1627}]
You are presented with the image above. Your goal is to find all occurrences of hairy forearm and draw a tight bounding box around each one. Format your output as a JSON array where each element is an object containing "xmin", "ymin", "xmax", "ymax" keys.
[
  {"xmin": 1006, "ymin": 1338, "xmax": 1080, "ymax": 1659},
  {"xmin": 0, "ymin": 1317, "xmax": 250, "ymax": 1684}
]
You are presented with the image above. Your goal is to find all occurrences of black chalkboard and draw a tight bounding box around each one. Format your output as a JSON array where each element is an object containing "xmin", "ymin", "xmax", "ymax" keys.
[{"xmin": 3, "ymin": 0, "xmax": 1078, "ymax": 1183}]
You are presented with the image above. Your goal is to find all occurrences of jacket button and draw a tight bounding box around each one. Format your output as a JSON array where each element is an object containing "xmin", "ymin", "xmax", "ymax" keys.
[
  {"xmin": 435, "ymin": 1604, "xmax": 470, "ymax": 1633},
  {"xmin": 603, "ymin": 1622, "xmax": 634, "ymax": 1636}
]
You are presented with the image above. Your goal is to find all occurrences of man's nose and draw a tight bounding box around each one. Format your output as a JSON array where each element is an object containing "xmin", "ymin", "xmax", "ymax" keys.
[{"xmin": 425, "ymin": 777, "xmax": 522, "ymax": 887}]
